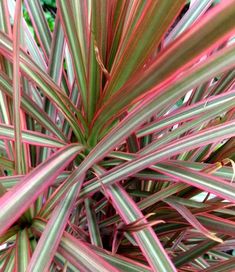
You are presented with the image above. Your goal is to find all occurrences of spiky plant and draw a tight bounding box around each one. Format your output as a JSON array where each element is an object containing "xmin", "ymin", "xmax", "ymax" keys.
[{"xmin": 0, "ymin": 0, "xmax": 235, "ymax": 271}]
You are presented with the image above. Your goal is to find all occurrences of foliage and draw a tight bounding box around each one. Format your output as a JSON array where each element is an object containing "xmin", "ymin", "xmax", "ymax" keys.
[
  {"xmin": 0, "ymin": 0, "xmax": 235, "ymax": 271},
  {"xmin": 40, "ymin": 0, "xmax": 56, "ymax": 8}
]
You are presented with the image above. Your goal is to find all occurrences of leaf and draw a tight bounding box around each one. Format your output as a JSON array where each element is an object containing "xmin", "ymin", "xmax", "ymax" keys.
[
  {"xmin": 155, "ymin": 162, "xmax": 235, "ymax": 204},
  {"xmin": 24, "ymin": 0, "xmax": 51, "ymax": 58},
  {"xmin": 1, "ymin": 248, "xmax": 15, "ymax": 271},
  {"xmin": 137, "ymin": 90, "xmax": 235, "ymax": 137},
  {"xmin": 54, "ymin": 253, "xmax": 79, "ymax": 272},
  {"xmin": 15, "ymin": 229, "xmax": 31, "ymax": 272},
  {"xmin": 85, "ymin": 198, "xmax": 103, "ymax": 247},
  {"xmin": 32, "ymin": 219, "xmax": 120, "ymax": 272},
  {"xmin": 0, "ymin": 33, "xmax": 86, "ymax": 142},
  {"xmin": 33, "ymin": 218, "xmax": 152, "ymax": 272},
  {"xmin": 91, "ymin": 0, "xmax": 235, "ymax": 136},
  {"xmin": 0, "ymin": 144, "xmax": 83, "ymax": 235},
  {"xmin": 45, "ymin": 13, "xmax": 65, "ymax": 113},
  {"xmin": 0, "ymin": 225, "xmax": 19, "ymax": 245},
  {"xmin": 164, "ymin": 0, "xmax": 213, "ymax": 45},
  {"xmin": 106, "ymin": 183, "xmax": 177, "ymax": 272},
  {"xmin": 102, "ymin": 0, "xmax": 185, "ymax": 99},
  {"xmin": 1, "ymin": 2, "xmax": 235, "ymax": 271},
  {"xmin": 89, "ymin": 40, "xmax": 235, "ymax": 154},
  {"xmin": 57, "ymin": 0, "xmax": 87, "ymax": 115},
  {"xmin": 164, "ymin": 198, "xmax": 223, "ymax": 243},
  {"xmin": 201, "ymin": 257, "xmax": 235, "ymax": 272},
  {"xmin": 87, "ymin": 1, "xmax": 107, "ymax": 123},
  {"xmin": 27, "ymin": 182, "xmax": 83, "ymax": 272},
  {"xmin": 0, "ymin": 123, "xmax": 66, "ymax": 147},
  {"xmin": 80, "ymin": 120, "xmax": 235, "ymax": 198},
  {"xmin": 168, "ymin": 160, "xmax": 234, "ymax": 181},
  {"xmin": 0, "ymin": 0, "xmax": 14, "ymax": 160},
  {"xmin": 197, "ymin": 214, "xmax": 235, "ymax": 237},
  {"xmin": 172, "ymin": 235, "xmax": 228, "ymax": 267},
  {"xmin": 0, "ymin": 71, "xmax": 67, "ymax": 141},
  {"xmin": 12, "ymin": 0, "xmax": 23, "ymax": 174}
]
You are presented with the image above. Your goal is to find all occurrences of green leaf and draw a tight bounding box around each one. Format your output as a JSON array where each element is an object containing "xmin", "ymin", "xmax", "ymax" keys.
[
  {"xmin": 85, "ymin": 198, "xmax": 103, "ymax": 247},
  {"xmin": 201, "ymin": 257, "xmax": 235, "ymax": 272},
  {"xmin": 92, "ymin": 1, "xmax": 235, "ymax": 137},
  {"xmin": 24, "ymin": 0, "xmax": 52, "ymax": 57},
  {"xmin": 0, "ymin": 123, "xmax": 66, "ymax": 147},
  {"xmin": 33, "ymin": 218, "xmax": 151, "ymax": 272},
  {"xmin": 165, "ymin": 0, "xmax": 213, "ymax": 44},
  {"xmin": 27, "ymin": 182, "xmax": 83, "ymax": 271},
  {"xmin": 0, "ymin": 33, "xmax": 86, "ymax": 142},
  {"xmin": 15, "ymin": 229, "xmax": 31, "ymax": 272},
  {"xmin": 80, "ymin": 120, "xmax": 235, "ymax": 198},
  {"xmin": 12, "ymin": 0, "xmax": 23, "ymax": 174},
  {"xmin": 106, "ymin": 184, "xmax": 177, "ymax": 272},
  {"xmin": 57, "ymin": 0, "xmax": 87, "ymax": 116},
  {"xmin": 0, "ymin": 71, "xmax": 66, "ymax": 141},
  {"xmin": 103, "ymin": 1, "xmax": 185, "ymax": 99},
  {"xmin": 155, "ymin": 162, "xmax": 235, "ymax": 204},
  {"xmin": 0, "ymin": 144, "xmax": 83, "ymax": 235},
  {"xmin": 32, "ymin": 219, "xmax": 120, "ymax": 272}
]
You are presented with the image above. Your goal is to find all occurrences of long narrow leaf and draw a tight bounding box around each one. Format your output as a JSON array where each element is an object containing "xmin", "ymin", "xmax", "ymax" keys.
[
  {"xmin": 12, "ymin": 0, "xmax": 22, "ymax": 174},
  {"xmin": 27, "ymin": 182, "xmax": 83, "ymax": 271},
  {"xmin": 0, "ymin": 144, "xmax": 83, "ymax": 235},
  {"xmin": 80, "ymin": 120, "xmax": 235, "ymax": 198},
  {"xmin": 92, "ymin": 0, "xmax": 235, "ymax": 133},
  {"xmin": 106, "ymin": 183, "xmax": 177, "ymax": 272},
  {"xmin": 0, "ymin": 123, "xmax": 65, "ymax": 147},
  {"xmin": 32, "ymin": 219, "xmax": 120, "ymax": 272},
  {"xmin": 15, "ymin": 229, "xmax": 31, "ymax": 272}
]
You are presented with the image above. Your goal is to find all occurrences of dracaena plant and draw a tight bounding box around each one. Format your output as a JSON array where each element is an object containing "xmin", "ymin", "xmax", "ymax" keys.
[{"xmin": 0, "ymin": 0, "xmax": 235, "ymax": 271}]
